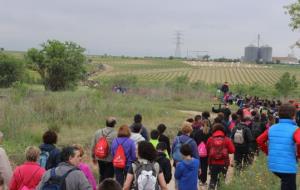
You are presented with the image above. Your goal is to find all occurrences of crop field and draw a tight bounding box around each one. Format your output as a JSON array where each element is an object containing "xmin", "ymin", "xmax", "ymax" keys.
[{"xmin": 92, "ymin": 57, "xmax": 300, "ymax": 85}]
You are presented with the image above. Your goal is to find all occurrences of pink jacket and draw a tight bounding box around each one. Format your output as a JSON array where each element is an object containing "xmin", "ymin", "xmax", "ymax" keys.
[
  {"xmin": 9, "ymin": 162, "xmax": 45, "ymax": 190},
  {"xmin": 78, "ymin": 163, "xmax": 97, "ymax": 190}
]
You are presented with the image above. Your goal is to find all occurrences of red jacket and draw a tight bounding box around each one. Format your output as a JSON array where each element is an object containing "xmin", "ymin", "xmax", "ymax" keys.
[
  {"xmin": 207, "ymin": 130, "xmax": 235, "ymax": 166},
  {"xmin": 257, "ymin": 128, "xmax": 300, "ymax": 156},
  {"xmin": 9, "ymin": 162, "xmax": 45, "ymax": 190}
]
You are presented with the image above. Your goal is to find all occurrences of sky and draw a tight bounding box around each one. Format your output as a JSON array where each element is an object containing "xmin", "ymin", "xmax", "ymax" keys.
[{"xmin": 0, "ymin": 0, "xmax": 299, "ymax": 58}]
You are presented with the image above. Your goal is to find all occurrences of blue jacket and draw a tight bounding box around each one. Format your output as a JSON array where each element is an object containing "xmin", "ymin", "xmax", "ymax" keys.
[
  {"xmin": 175, "ymin": 158, "xmax": 199, "ymax": 190},
  {"xmin": 268, "ymin": 119, "xmax": 298, "ymax": 173},
  {"xmin": 39, "ymin": 143, "xmax": 61, "ymax": 170},
  {"xmin": 172, "ymin": 135, "xmax": 199, "ymax": 160}
]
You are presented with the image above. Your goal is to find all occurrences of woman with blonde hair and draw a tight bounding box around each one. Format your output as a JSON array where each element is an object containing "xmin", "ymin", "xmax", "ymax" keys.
[
  {"xmin": 9, "ymin": 146, "xmax": 45, "ymax": 190},
  {"xmin": 73, "ymin": 144, "xmax": 97, "ymax": 190},
  {"xmin": 172, "ymin": 121, "xmax": 199, "ymax": 164},
  {"xmin": 111, "ymin": 125, "xmax": 136, "ymax": 186}
]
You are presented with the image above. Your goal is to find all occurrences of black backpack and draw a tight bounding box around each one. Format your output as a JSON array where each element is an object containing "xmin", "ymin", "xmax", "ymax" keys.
[
  {"xmin": 41, "ymin": 167, "xmax": 78, "ymax": 190},
  {"xmin": 251, "ymin": 122, "xmax": 263, "ymax": 139}
]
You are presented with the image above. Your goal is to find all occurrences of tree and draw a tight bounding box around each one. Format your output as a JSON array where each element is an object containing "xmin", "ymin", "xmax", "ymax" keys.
[
  {"xmin": 275, "ymin": 72, "xmax": 298, "ymax": 98},
  {"xmin": 26, "ymin": 40, "xmax": 86, "ymax": 91},
  {"xmin": 0, "ymin": 52, "xmax": 24, "ymax": 87},
  {"xmin": 202, "ymin": 55, "xmax": 210, "ymax": 61},
  {"xmin": 285, "ymin": 1, "xmax": 300, "ymax": 30}
]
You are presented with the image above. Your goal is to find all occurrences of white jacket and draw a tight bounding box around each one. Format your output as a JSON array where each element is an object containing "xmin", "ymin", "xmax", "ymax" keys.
[{"xmin": 130, "ymin": 133, "xmax": 145, "ymax": 145}]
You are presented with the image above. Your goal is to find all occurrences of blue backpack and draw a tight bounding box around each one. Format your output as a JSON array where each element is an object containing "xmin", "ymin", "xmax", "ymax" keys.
[
  {"xmin": 39, "ymin": 151, "xmax": 50, "ymax": 168},
  {"xmin": 172, "ymin": 137, "xmax": 193, "ymax": 162},
  {"xmin": 41, "ymin": 168, "xmax": 78, "ymax": 190}
]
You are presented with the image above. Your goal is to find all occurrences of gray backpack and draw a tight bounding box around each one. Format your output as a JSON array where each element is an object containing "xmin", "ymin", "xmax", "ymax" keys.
[
  {"xmin": 132, "ymin": 160, "xmax": 160, "ymax": 190},
  {"xmin": 234, "ymin": 128, "xmax": 245, "ymax": 144}
]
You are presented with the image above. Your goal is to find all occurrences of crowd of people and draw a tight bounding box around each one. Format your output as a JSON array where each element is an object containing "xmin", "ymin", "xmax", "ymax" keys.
[{"xmin": 0, "ymin": 99, "xmax": 300, "ymax": 190}]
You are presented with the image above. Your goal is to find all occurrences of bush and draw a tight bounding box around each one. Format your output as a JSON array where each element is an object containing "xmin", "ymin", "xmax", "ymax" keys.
[
  {"xmin": 275, "ymin": 72, "xmax": 298, "ymax": 98},
  {"xmin": 26, "ymin": 40, "xmax": 86, "ymax": 91},
  {"xmin": 11, "ymin": 82, "xmax": 30, "ymax": 103},
  {"xmin": 166, "ymin": 75, "xmax": 189, "ymax": 93},
  {"xmin": 0, "ymin": 53, "xmax": 24, "ymax": 87},
  {"xmin": 105, "ymin": 75, "xmax": 138, "ymax": 88}
]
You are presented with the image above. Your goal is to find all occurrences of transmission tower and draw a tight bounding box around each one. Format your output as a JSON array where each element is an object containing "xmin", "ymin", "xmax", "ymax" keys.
[{"xmin": 174, "ymin": 31, "xmax": 183, "ymax": 58}]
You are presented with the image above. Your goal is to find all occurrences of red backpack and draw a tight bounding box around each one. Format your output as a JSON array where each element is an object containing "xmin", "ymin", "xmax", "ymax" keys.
[
  {"xmin": 113, "ymin": 139, "xmax": 127, "ymax": 169},
  {"xmin": 208, "ymin": 136, "xmax": 228, "ymax": 160},
  {"xmin": 94, "ymin": 130, "xmax": 112, "ymax": 159}
]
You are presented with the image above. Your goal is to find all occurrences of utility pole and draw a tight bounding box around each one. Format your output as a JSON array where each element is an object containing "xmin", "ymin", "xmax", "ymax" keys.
[
  {"xmin": 257, "ymin": 34, "xmax": 260, "ymax": 48},
  {"xmin": 174, "ymin": 31, "xmax": 183, "ymax": 58}
]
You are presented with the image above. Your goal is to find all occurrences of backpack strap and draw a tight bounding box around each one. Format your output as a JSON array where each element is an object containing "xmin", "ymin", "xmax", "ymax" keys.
[
  {"xmin": 152, "ymin": 162, "xmax": 160, "ymax": 178},
  {"xmin": 116, "ymin": 138, "xmax": 128, "ymax": 146},
  {"xmin": 50, "ymin": 168, "xmax": 56, "ymax": 177},
  {"xmin": 184, "ymin": 138, "xmax": 193, "ymax": 145},
  {"xmin": 48, "ymin": 167, "xmax": 78, "ymax": 190},
  {"xmin": 102, "ymin": 129, "xmax": 113, "ymax": 138},
  {"xmin": 61, "ymin": 167, "xmax": 78, "ymax": 179},
  {"xmin": 60, "ymin": 167, "xmax": 79, "ymax": 190}
]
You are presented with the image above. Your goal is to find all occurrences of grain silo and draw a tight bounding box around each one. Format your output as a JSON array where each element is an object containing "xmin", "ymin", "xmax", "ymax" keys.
[
  {"xmin": 244, "ymin": 45, "xmax": 259, "ymax": 62},
  {"xmin": 259, "ymin": 45, "xmax": 272, "ymax": 63}
]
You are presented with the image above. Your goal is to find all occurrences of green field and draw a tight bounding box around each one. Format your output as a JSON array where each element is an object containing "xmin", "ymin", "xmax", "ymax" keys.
[{"xmin": 91, "ymin": 57, "xmax": 300, "ymax": 86}]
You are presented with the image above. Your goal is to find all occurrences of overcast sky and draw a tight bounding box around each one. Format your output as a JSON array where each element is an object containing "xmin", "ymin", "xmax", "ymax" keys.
[{"xmin": 1, "ymin": 0, "xmax": 299, "ymax": 58}]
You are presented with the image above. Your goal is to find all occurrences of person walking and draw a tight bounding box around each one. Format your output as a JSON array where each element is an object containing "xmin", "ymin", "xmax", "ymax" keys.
[
  {"xmin": 207, "ymin": 123, "xmax": 235, "ymax": 190},
  {"xmin": 39, "ymin": 130, "xmax": 61, "ymax": 170},
  {"xmin": 111, "ymin": 125, "xmax": 136, "ymax": 186},
  {"xmin": 9, "ymin": 146, "xmax": 45, "ymax": 190},
  {"xmin": 175, "ymin": 144, "xmax": 200, "ymax": 190},
  {"xmin": 123, "ymin": 141, "xmax": 168, "ymax": 190},
  {"xmin": 73, "ymin": 144, "xmax": 97, "ymax": 190},
  {"xmin": 231, "ymin": 117, "xmax": 253, "ymax": 172},
  {"xmin": 257, "ymin": 103, "xmax": 300, "ymax": 190},
  {"xmin": 91, "ymin": 117, "xmax": 117, "ymax": 182},
  {"xmin": 37, "ymin": 146, "xmax": 92, "ymax": 190},
  {"xmin": 130, "ymin": 114, "xmax": 149, "ymax": 141},
  {"xmin": 193, "ymin": 119, "xmax": 211, "ymax": 186},
  {"xmin": 0, "ymin": 131, "xmax": 12, "ymax": 188}
]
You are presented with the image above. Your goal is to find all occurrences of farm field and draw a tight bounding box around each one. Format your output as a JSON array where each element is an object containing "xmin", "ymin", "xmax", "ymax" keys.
[
  {"xmin": 1, "ymin": 53, "xmax": 300, "ymax": 189},
  {"xmin": 91, "ymin": 57, "xmax": 300, "ymax": 85}
]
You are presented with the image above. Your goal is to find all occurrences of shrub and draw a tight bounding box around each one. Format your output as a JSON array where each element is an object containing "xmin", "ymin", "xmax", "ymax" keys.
[
  {"xmin": 26, "ymin": 40, "xmax": 86, "ymax": 91},
  {"xmin": 106, "ymin": 75, "xmax": 138, "ymax": 88},
  {"xmin": 166, "ymin": 75, "xmax": 189, "ymax": 93},
  {"xmin": 0, "ymin": 53, "xmax": 24, "ymax": 87}
]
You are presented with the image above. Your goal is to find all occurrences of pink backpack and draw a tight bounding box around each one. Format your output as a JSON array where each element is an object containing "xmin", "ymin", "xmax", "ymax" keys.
[{"xmin": 198, "ymin": 141, "xmax": 207, "ymax": 157}]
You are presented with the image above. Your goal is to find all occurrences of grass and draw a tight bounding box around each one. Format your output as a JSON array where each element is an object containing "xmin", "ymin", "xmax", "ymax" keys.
[
  {"xmin": 222, "ymin": 154, "xmax": 300, "ymax": 190},
  {"xmin": 0, "ymin": 83, "xmax": 212, "ymax": 165}
]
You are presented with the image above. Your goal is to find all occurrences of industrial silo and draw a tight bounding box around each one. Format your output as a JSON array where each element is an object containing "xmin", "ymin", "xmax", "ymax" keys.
[
  {"xmin": 244, "ymin": 45, "xmax": 259, "ymax": 62},
  {"xmin": 259, "ymin": 45, "xmax": 272, "ymax": 63}
]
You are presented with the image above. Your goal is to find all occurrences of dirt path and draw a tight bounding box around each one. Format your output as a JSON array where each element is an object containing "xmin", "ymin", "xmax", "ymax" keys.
[
  {"xmin": 167, "ymin": 156, "xmax": 234, "ymax": 190},
  {"xmin": 178, "ymin": 110, "xmax": 218, "ymax": 119},
  {"xmin": 88, "ymin": 64, "xmax": 114, "ymax": 80}
]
